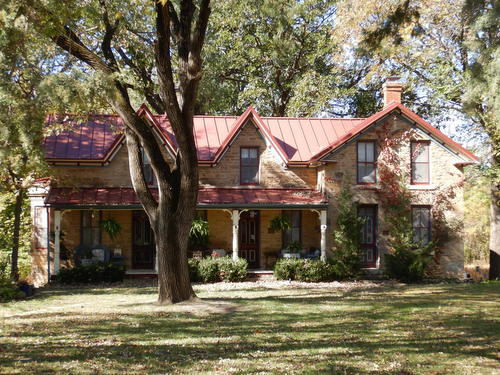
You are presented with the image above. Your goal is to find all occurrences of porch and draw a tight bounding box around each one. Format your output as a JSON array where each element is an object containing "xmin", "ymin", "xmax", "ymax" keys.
[{"xmin": 36, "ymin": 187, "xmax": 329, "ymax": 278}]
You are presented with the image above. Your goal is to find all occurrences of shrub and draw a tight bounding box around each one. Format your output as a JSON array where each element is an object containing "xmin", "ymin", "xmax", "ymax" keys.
[
  {"xmin": 274, "ymin": 258, "xmax": 301, "ymax": 280},
  {"xmin": 218, "ymin": 257, "xmax": 247, "ymax": 282},
  {"xmin": 330, "ymin": 183, "xmax": 365, "ymax": 279},
  {"xmin": 274, "ymin": 258, "xmax": 337, "ymax": 282},
  {"xmin": 385, "ymin": 243, "xmax": 434, "ymax": 283},
  {"xmin": 188, "ymin": 257, "xmax": 201, "ymax": 282},
  {"xmin": 0, "ymin": 283, "xmax": 25, "ymax": 302},
  {"xmin": 295, "ymin": 260, "xmax": 337, "ymax": 282},
  {"xmin": 191, "ymin": 256, "xmax": 248, "ymax": 283},
  {"xmin": 0, "ymin": 256, "xmax": 9, "ymax": 284},
  {"xmin": 55, "ymin": 262, "xmax": 125, "ymax": 284},
  {"xmin": 197, "ymin": 257, "xmax": 221, "ymax": 283}
]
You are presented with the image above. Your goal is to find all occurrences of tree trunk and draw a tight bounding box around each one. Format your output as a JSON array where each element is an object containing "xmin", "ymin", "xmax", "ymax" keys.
[
  {"xmin": 10, "ymin": 189, "xmax": 25, "ymax": 282},
  {"xmin": 489, "ymin": 180, "xmax": 500, "ymax": 279},
  {"xmin": 155, "ymin": 207, "xmax": 196, "ymax": 304}
]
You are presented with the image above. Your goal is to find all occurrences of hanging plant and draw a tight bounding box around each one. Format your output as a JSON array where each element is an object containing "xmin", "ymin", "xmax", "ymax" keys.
[
  {"xmin": 268, "ymin": 215, "xmax": 292, "ymax": 233},
  {"xmin": 189, "ymin": 216, "xmax": 210, "ymax": 250},
  {"xmin": 100, "ymin": 218, "xmax": 122, "ymax": 242}
]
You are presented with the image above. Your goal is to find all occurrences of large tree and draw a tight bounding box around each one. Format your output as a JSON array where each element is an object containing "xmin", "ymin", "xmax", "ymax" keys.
[
  {"xmin": 0, "ymin": 8, "xmax": 51, "ymax": 282},
  {"xmin": 21, "ymin": 0, "xmax": 211, "ymax": 303},
  {"xmin": 333, "ymin": 0, "xmax": 499, "ymax": 278}
]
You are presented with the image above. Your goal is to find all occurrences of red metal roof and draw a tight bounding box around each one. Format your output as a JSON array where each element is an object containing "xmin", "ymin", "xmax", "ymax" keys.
[
  {"xmin": 44, "ymin": 114, "xmax": 125, "ymax": 161},
  {"xmin": 45, "ymin": 187, "xmax": 328, "ymax": 207},
  {"xmin": 43, "ymin": 103, "xmax": 477, "ymax": 164}
]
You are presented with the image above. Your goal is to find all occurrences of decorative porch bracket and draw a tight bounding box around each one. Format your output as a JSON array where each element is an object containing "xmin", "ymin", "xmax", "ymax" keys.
[
  {"xmin": 310, "ymin": 209, "xmax": 328, "ymax": 261},
  {"xmin": 223, "ymin": 209, "xmax": 248, "ymax": 261}
]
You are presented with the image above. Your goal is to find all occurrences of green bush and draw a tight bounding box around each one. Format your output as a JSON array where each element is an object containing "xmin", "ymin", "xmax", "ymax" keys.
[
  {"xmin": 0, "ymin": 256, "xmax": 9, "ymax": 284},
  {"xmin": 0, "ymin": 283, "xmax": 25, "ymax": 302},
  {"xmin": 55, "ymin": 262, "xmax": 125, "ymax": 284},
  {"xmin": 218, "ymin": 257, "xmax": 248, "ymax": 282},
  {"xmin": 330, "ymin": 183, "xmax": 365, "ymax": 280},
  {"xmin": 197, "ymin": 257, "xmax": 221, "ymax": 283},
  {"xmin": 274, "ymin": 258, "xmax": 337, "ymax": 282},
  {"xmin": 274, "ymin": 258, "xmax": 301, "ymax": 280},
  {"xmin": 191, "ymin": 256, "xmax": 248, "ymax": 283},
  {"xmin": 385, "ymin": 244, "xmax": 434, "ymax": 283},
  {"xmin": 296, "ymin": 260, "xmax": 337, "ymax": 282},
  {"xmin": 188, "ymin": 257, "xmax": 201, "ymax": 282}
]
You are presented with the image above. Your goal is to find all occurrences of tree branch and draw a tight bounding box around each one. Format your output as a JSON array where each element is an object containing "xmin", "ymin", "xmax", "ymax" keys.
[
  {"xmin": 125, "ymin": 130, "xmax": 158, "ymax": 215},
  {"xmin": 99, "ymin": 0, "xmax": 120, "ymax": 69}
]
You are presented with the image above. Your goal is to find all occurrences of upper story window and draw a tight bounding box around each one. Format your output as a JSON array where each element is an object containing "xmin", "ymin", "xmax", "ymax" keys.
[
  {"xmin": 411, "ymin": 141, "xmax": 430, "ymax": 184},
  {"xmin": 357, "ymin": 141, "xmax": 377, "ymax": 184},
  {"xmin": 412, "ymin": 206, "xmax": 431, "ymax": 245},
  {"xmin": 240, "ymin": 147, "xmax": 259, "ymax": 185},
  {"xmin": 141, "ymin": 147, "xmax": 154, "ymax": 185}
]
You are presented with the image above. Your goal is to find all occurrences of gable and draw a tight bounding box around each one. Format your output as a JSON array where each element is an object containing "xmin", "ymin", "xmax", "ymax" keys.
[{"xmin": 316, "ymin": 103, "xmax": 478, "ymax": 164}]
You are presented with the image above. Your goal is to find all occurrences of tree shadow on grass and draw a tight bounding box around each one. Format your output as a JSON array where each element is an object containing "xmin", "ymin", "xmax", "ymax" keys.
[{"xmin": 2, "ymin": 283, "xmax": 499, "ymax": 374}]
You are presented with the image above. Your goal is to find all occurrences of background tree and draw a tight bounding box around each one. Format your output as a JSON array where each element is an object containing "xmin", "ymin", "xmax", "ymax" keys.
[
  {"xmin": 21, "ymin": 0, "xmax": 211, "ymax": 303},
  {"xmin": 0, "ymin": 4, "xmax": 109, "ymax": 282},
  {"xmin": 198, "ymin": 0, "xmax": 377, "ymax": 117},
  {"xmin": 333, "ymin": 0, "xmax": 499, "ymax": 278},
  {"xmin": 0, "ymin": 9, "xmax": 49, "ymax": 282}
]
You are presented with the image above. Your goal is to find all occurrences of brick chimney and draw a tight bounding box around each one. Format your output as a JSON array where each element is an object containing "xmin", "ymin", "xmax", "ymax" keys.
[{"xmin": 383, "ymin": 76, "xmax": 403, "ymax": 107}]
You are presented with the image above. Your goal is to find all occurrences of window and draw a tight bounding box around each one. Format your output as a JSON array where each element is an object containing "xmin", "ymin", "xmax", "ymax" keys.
[
  {"xmin": 240, "ymin": 147, "xmax": 259, "ymax": 184},
  {"xmin": 412, "ymin": 206, "xmax": 431, "ymax": 244},
  {"xmin": 141, "ymin": 147, "xmax": 154, "ymax": 185},
  {"xmin": 357, "ymin": 141, "xmax": 377, "ymax": 184},
  {"xmin": 81, "ymin": 210, "xmax": 101, "ymax": 246},
  {"xmin": 411, "ymin": 141, "xmax": 430, "ymax": 184},
  {"xmin": 283, "ymin": 210, "xmax": 301, "ymax": 248}
]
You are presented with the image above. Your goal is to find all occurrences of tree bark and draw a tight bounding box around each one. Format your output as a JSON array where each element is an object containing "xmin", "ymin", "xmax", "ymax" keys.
[
  {"xmin": 489, "ymin": 179, "xmax": 500, "ymax": 279},
  {"xmin": 155, "ymin": 205, "xmax": 196, "ymax": 303},
  {"xmin": 10, "ymin": 189, "xmax": 25, "ymax": 282}
]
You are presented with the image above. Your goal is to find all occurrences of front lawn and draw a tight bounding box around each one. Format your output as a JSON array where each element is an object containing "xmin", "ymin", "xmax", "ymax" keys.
[{"xmin": 0, "ymin": 280, "xmax": 498, "ymax": 374}]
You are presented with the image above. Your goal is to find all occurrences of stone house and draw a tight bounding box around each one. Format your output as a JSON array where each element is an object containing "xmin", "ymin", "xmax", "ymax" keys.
[{"xmin": 28, "ymin": 79, "xmax": 478, "ymax": 285}]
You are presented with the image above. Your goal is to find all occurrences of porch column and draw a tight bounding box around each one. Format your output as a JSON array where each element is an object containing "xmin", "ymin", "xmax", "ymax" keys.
[
  {"xmin": 54, "ymin": 210, "xmax": 61, "ymax": 274},
  {"xmin": 320, "ymin": 210, "xmax": 327, "ymax": 261},
  {"xmin": 231, "ymin": 210, "xmax": 239, "ymax": 261}
]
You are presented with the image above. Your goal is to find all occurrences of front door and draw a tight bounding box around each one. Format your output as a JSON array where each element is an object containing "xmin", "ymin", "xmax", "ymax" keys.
[
  {"xmin": 132, "ymin": 211, "xmax": 155, "ymax": 269},
  {"xmin": 239, "ymin": 210, "xmax": 260, "ymax": 269},
  {"xmin": 358, "ymin": 205, "xmax": 378, "ymax": 268}
]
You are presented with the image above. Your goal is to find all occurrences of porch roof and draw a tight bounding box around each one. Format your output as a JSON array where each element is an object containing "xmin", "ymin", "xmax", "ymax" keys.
[{"xmin": 45, "ymin": 187, "xmax": 328, "ymax": 209}]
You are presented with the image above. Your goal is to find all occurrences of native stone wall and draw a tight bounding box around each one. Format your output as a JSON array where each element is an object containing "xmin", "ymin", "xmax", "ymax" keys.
[{"xmin": 322, "ymin": 117, "xmax": 465, "ymax": 277}]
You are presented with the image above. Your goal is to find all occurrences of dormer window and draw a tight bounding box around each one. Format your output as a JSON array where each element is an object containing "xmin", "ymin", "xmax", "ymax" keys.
[
  {"xmin": 240, "ymin": 147, "xmax": 259, "ymax": 185},
  {"xmin": 141, "ymin": 147, "xmax": 154, "ymax": 185}
]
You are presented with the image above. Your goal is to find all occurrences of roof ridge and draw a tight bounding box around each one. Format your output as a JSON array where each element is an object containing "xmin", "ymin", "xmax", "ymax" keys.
[{"xmin": 261, "ymin": 116, "xmax": 366, "ymax": 120}]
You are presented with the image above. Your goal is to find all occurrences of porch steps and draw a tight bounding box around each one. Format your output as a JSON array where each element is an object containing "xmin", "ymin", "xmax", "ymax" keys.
[{"xmin": 247, "ymin": 270, "xmax": 275, "ymax": 281}]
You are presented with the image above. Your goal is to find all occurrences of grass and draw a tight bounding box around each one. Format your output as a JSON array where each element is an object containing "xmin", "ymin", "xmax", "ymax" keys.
[{"xmin": 0, "ymin": 280, "xmax": 499, "ymax": 374}]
